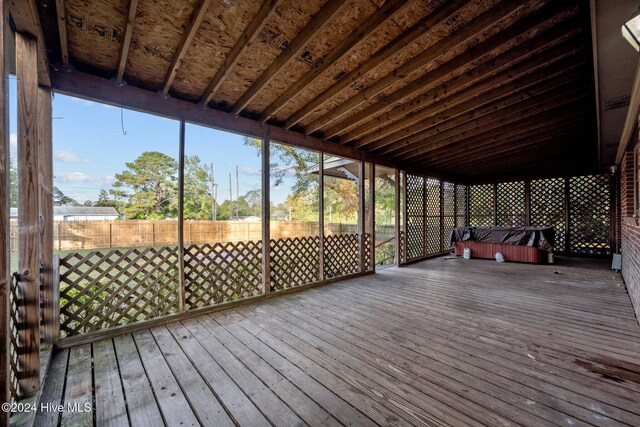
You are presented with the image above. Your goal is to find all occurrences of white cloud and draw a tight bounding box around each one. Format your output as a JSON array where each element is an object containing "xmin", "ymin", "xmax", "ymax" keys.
[
  {"xmin": 9, "ymin": 133, "xmax": 16, "ymax": 149},
  {"xmin": 55, "ymin": 171, "xmax": 115, "ymax": 187},
  {"xmin": 239, "ymin": 166, "xmax": 261, "ymax": 176},
  {"xmin": 54, "ymin": 150, "xmax": 91, "ymax": 163}
]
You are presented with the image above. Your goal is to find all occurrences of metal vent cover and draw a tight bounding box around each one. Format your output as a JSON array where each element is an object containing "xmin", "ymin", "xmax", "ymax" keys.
[{"xmin": 603, "ymin": 95, "xmax": 630, "ymax": 111}]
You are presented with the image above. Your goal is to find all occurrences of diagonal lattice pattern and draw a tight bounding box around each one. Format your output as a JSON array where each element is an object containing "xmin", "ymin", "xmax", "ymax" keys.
[
  {"xmin": 324, "ymin": 233, "xmax": 359, "ymax": 279},
  {"xmin": 425, "ymin": 179, "xmax": 442, "ymax": 256},
  {"xmin": 9, "ymin": 274, "xmax": 20, "ymax": 401},
  {"xmin": 496, "ymin": 181, "xmax": 526, "ymax": 227},
  {"xmin": 59, "ymin": 247, "xmax": 180, "ymax": 336},
  {"xmin": 469, "ymin": 184, "xmax": 494, "ymax": 226},
  {"xmin": 569, "ymin": 175, "xmax": 611, "ymax": 256},
  {"xmin": 406, "ymin": 174, "xmax": 425, "ymax": 260},
  {"xmin": 531, "ymin": 177, "xmax": 566, "ymax": 252},
  {"xmin": 185, "ymin": 241, "xmax": 263, "ymax": 309},
  {"xmin": 270, "ymin": 236, "xmax": 320, "ymax": 291},
  {"xmin": 456, "ymin": 184, "xmax": 467, "ymax": 227},
  {"xmin": 443, "ymin": 182, "xmax": 456, "ymax": 250}
]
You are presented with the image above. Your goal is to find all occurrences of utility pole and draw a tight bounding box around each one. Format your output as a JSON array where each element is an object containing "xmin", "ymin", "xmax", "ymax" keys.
[
  {"xmin": 210, "ymin": 163, "xmax": 216, "ymax": 221},
  {"xmin": 235, "ymin": 165, "xmax": 240, "ymax": 220},
  {"xmin": 229, "ymin": 173, "xmax": 233, "ymax": 221}
]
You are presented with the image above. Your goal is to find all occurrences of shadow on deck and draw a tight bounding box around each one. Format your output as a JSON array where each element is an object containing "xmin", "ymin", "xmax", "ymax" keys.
[{"xmin": 35, "ymin": 256, "xmax": 640, "ymax": 426}]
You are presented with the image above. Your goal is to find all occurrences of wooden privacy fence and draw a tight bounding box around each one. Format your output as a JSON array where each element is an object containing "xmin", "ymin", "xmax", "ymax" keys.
[{"xmin": 56, "ymin": 232, "xmax": 373, "ymax": 337}]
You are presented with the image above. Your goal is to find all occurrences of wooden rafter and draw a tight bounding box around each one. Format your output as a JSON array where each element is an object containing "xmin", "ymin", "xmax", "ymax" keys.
[
  {"xmin": 370, "ymin": 48, "xmax": 584, "ymax": 155},
  {"xmin": 199, "ymin": 0, "xmax": 280, "ymax": 107},
  {"xmin": 231, "ymin": 0, "xmax": 349, "ymax": 115},
  {"xmin": 304, "ymin": 0, "xmax": 530, "ymax": 136},
  {"xmin": 115, "ymin": 0, "xmax": 139, "ymax": 84},
  {"xmin": 258, "ymin": 0, "xmax": 408, "ymax": 122},
  {"xmin": 161, "ymin": 0, "xmax": 211, "ymax": 96},
  {"xmin": 396, "ymin": 87, "xmax": 588, "ymax": 161},
  {"xmin": 356, "ymin": 37, "xmax": 584, "ymax": 154},
  {"xmin": 339, "ymin": 3, "xmax": 580, "ymax": 144},
  {"xmin": 54, "ymin": 0, "xmax": 69, "ymax": 68},
  {"xmin": 384, "ymin": 69, "xmax": 585, "ymax": 158},
  {"xmin": 368, "ymin": 61, "xmax": 584, "ymax": 155},
  {"xmin": 283, "ymin": 0, "xmax": 470, "ymax": 130}
]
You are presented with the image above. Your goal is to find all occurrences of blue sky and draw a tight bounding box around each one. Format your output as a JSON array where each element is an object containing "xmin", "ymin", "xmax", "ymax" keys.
[{"xmin": 9, "ymin": 79, "xmax": 295, "ymax": 204}]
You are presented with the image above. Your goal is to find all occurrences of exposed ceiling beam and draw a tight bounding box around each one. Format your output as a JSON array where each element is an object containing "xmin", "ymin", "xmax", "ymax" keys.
[
  {"xmin": 369, "ymin": 63, "xmax": 584, "ymax": 155},
  {"xmin": 8, "ymin": 0, "xmax": 51, "ymax": 86},
  {"xmin": 283, "ymin": 0, "xmax": 470, "ymax": 130},
  {"xmin": 258, "ymin": 0, "xmax": 407, "ymax": 122},
  {"xmin": 304, "ymin": 0, "xmax": 530, "ymax": 135},
  {"xmin": 199, "ymin": 0, "xmax": 280, "ymax": 107},
  {"xmin": 396, "ymin": 88, "xmax": 587, "ymax": 161},
  {"xmin": 115, "ymin": 0, "xmax": 139, "ymax": 84},
  {"xmin": 231, "ymin": 0, "xmax": 349, "ymax": 115},
  {"xmin": 54, "ymin": 0, "xmax": 69, "ymax": 68},
  {"xmin": 357, "ymin": 38, "xmax": 584, "ymax": 153},
  {"xmin": 161, "ymin": 0, "xmax": 211, "ymax": 96},
  {"xmin": 340, "ymin": 4, "xmax": 580, "ymax": 144}
]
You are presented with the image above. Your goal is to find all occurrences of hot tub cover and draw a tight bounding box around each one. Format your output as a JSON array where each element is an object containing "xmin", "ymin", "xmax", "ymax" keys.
[{"xmin": 450, "ymin": 226, "xmax": 555, "ymax": 251}]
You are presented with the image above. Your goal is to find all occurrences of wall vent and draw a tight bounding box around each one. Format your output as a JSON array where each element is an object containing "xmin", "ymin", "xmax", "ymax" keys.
[{"xmin": 603, "ymin": 95, "xmax": 630, "ymax": 111}]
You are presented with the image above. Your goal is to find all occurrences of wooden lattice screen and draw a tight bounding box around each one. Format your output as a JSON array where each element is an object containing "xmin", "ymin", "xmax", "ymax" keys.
[
  {"xmin": 469, "ymin": 184, "xmax": 495, "ymax": 226},
  {"xmin": 531, "ymin": 177, "xmax": 566, "ymax": 253},
  {"xmin": 425, "ymin": 178, "xmax": 442, "ymax": 256},
  {"xmin": 324, "ymin": 233, "xmax": 360, "ymax": 278},
  {"xmin": 406, "ymin": 174, "xmax": 425, "ymax": 260},
  {"xmin": 443, "ymin": 182, "xmax": 456, "ymax": 250},
  {"xmin": 455, "ymin": 184, "xmax": 467, "ymax": 227},
  {"xmin": 496, "ymin": 181, "xmax": 526, "ymax": 227},
  {"xmin": 569, "ymin": 175, "xmax": 611, "ymax": 256},
  {"xmin": 270, "ymin": 236, "xmax": 320, "ymax": 291},
  {"xmin": 184, "ymin": 241, "xmax": 262, "ymax": 309},
  {"xmin": 59, "ymin": 247, "xmax": 181, "ymax": 336},
  {"xmin": 8, "ymin": 276, "xmax": 20, "ymax": 401}
]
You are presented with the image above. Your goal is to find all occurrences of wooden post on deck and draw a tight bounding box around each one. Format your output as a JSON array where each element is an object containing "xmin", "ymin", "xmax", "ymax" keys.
[
  {"xmin": 402, "ymin": 171, "xmax": 408, "ymax": 263},
  {"xmin": 394, "ymin": 169, "xmax": 400, "ymax": 267},
  {"xmin": 358, "ymin": 159, "xmax": 366, "ymax": 272},
  {"xmin": 262, "ymin": 138, "xmax": 270, "ymax": 296},
  {"xmin": 318, "ymin": 154, "xmax": 325, "ymax": 281},
  {"xmin": 16, "ymin": 31, "xmax": 41, "ymax": 396},
  {"xmin": 1, "ymin": 0, "xmax": 12, "ymax": 418},
  {"xmin": 37, "ymin": 87, "xmax": 53, "ymax": 344},
  {"xmin": 368, "ymin": 162, "xmax": 375, "ymax": 270},
  {"xmin": 178, "ymin": 120, "xmax": 186, "ymax": 312}
]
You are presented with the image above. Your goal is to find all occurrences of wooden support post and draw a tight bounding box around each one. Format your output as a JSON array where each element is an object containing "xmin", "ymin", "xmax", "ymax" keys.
[
  {"xmin": 52, "ymin": 257, "xmax": 60, "ymax": 344},
  {"xmin": 318, "ymin": 154, "xmax": 325, "ymax": 281},
  {"xmin": 358, "ymin": 160, "xmax": 366, "ymax": 272},
  {"xmin": 37, "ymin": 87, "xmax": 53, "ymax": 345},
  {"xmin": 564, "ymin": 177, "xmax": 571, "ymax": 254},
  {"xmin": 368, "ymin": 162, "xmax": 375, "ymax": 271},
  {"xmin": 394, "ymin": 169, "xmax": 400, "ymax": 267},
  {"xmin": 524, "ymin": 180, "xmax": 531, "ymax": 227},
  {"xmin": 262, "ymin": 138, "xmax": 270, "ymax": 297},
  {"xmin": 16, "ymin": 31, "xmax": 41, "ymax": 396},
  {"xmin": 177, "ymin": 120, "xmax": 186, "ymax": 312},
  {"xmin": 1, "ymin": 0, "xmax": 11, "ymax": 417},
  {"xmin": 402, "ymin": 171, "xmax": 408, "ymax": 263}
]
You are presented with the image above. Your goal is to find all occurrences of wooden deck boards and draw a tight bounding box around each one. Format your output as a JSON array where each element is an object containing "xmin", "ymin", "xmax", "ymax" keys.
[{"xmin": 35, "ymin": 257, "xmax": 640, "ymax": 426}]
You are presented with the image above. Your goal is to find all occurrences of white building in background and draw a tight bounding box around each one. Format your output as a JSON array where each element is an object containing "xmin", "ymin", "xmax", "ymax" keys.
[{"xmin": 10, "ymin": 206, "xmax": 121, "ymax": 221}]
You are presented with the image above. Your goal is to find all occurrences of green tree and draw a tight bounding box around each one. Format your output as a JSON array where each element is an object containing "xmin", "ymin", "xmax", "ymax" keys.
[
  {"xmin": 53, "ymin": 186, "xmax": 80, "ymax": 206},
  {"xmin": 111, "ymin": 151, "xmax": 177, "ymax": 219},
  {"xmin": 95, "ymin": 189, "xmax": 117, "ymax": 207},
  {"xmin": 9, "ymin": 154, "xmax": 17, "ymax": 207},
  {"xmin": 183, "ymin": 155, "xmax": 213, "ymax": 220}
]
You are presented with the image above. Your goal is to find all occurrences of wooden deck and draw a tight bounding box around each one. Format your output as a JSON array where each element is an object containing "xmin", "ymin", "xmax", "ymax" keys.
[{"xmin": 34, "ymin": 256, "xmax": 640, "ymax": 426}]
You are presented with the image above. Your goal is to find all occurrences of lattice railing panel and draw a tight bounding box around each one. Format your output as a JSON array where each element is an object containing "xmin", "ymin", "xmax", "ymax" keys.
[
  {"xmin": 469, "ymin": 184, "xmax": 494, "ymax": 226},
  {"xmin": 9, "ymin": 274, "xmax": 20, "ymax": 401},
  {"xmin": 531, "ymin": 177, "xmax": 566, "ymax": 252},
  {"xmin": 425, "ymin": 179, "xmax": 442, "ymax": 256},
  {"xmin": 365, "ymin": 233, "xmax": 373, "ymax": 271},
  {"xmin": 443, "ymin": 182, "xmax": 456, "ymax": 250},
  {"xmin": 270, "ymin": 236, "xmax": 320, "ymax": 291},
  {"xmin": 399, "ymin": 230, "xmax": 405, "ymax": 264},
  {"xmin": 496, "ymin": 181, "xmax": 526, "ymax": 227},
  {"xmin": 456, "ymin": 184, "xmax": 467, "ymax": 227},
  {"xmin": 59, "ymin": 247, "xmax": 181, "ymax": 336},
  {"xmin": 406, "ymin": 174, "xmax": 425, "ymax": 260},
  {"xmin": 569, "ymin": 175, "xmax": 611, "ymax": 256},
  {"xmin": 185, "ymin": 241, "xmax": 263, "ymax": 309},
  {"xmin": 324, "ymin": 233, "xmax": 359, "ymax": 279}
]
